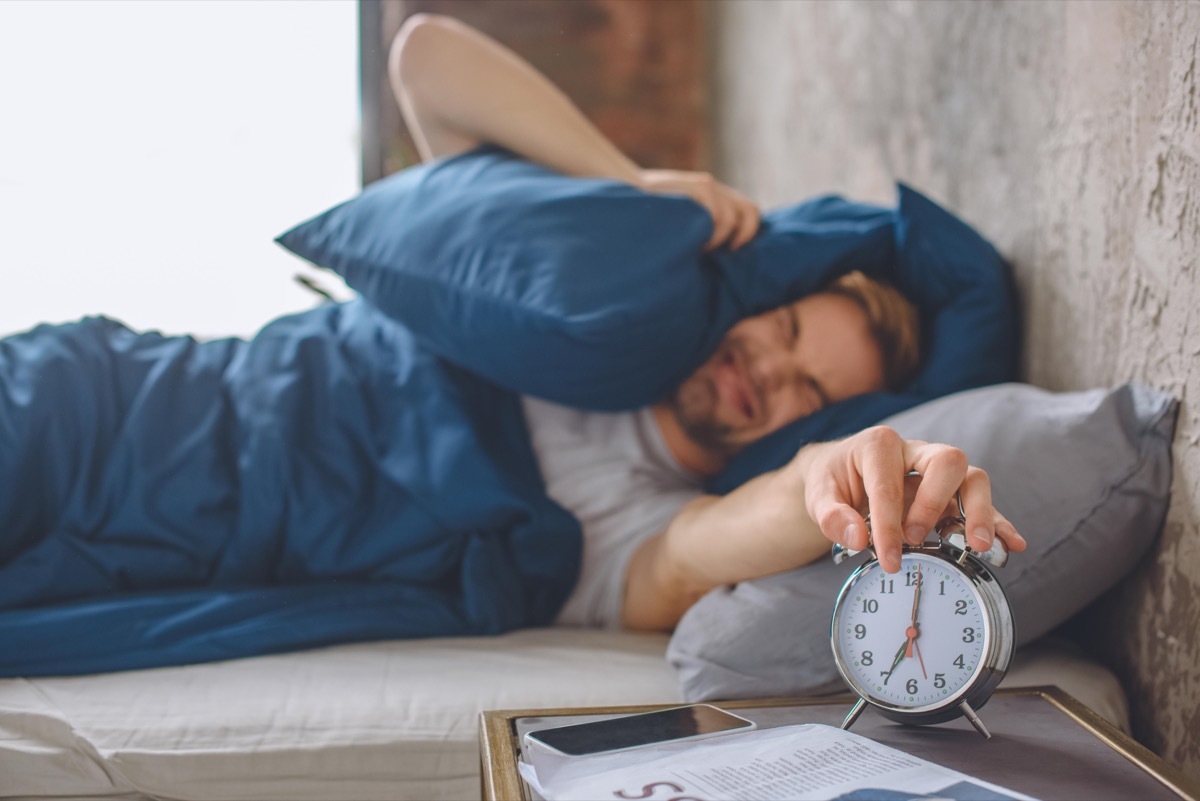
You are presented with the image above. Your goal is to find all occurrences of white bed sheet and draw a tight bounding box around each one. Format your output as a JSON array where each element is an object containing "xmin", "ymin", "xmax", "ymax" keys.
[{"xmin": 0, "ymin": 630, "xmax": 1126, "ymax": 801}]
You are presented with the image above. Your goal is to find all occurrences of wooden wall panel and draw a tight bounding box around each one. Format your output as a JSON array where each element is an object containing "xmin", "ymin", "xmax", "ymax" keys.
[{"xmin": 365, "ymin": 0, "xmax": 708, "ymax": 178}]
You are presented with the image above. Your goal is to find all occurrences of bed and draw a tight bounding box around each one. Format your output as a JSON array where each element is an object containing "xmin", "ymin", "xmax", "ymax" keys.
[
  {"xmin": 4, "ymin": 376, "xmax": 1171, "ymax": 800},
  {"xmin": 0, "ymin": 631, "xmax": 1128, "ymax": 801}
]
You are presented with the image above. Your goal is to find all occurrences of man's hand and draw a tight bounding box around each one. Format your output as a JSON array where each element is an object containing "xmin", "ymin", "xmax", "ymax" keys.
[
  {"xmin": 638, "ymin": 169, "xmax": 761, "ymax": 251},
  {"xmin": 623, "ymin": 425, "xmax": 1026, "ymax": 632},
  {"xmin": 788, "ymin": 426, "xmax": 1027, "ymax": 573}
]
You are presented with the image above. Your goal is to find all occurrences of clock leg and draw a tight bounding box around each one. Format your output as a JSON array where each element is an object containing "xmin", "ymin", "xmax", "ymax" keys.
[
  {"xmin": 959, "ymin": 700, "xmax": 992, "ymax": 739},
  {"xmin": 840, "ymin": 698, "xmax": 868, "ymax": 731}
]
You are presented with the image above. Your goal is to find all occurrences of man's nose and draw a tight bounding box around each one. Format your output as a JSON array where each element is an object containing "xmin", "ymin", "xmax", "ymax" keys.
[{"xmin": 751, "ymin": 349, "xmax": 799, "ymax": 392}]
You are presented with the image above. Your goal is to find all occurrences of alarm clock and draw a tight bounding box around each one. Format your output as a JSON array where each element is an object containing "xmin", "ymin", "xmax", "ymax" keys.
[{"xmin": 829, "ymin": 501, "xmax": 1014, "ymax": 739}]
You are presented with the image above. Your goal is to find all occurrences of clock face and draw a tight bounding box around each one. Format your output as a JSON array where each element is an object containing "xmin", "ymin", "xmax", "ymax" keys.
[{"xmin": 833, "ymin": 552, "xmax": 990, "ymax": 712}]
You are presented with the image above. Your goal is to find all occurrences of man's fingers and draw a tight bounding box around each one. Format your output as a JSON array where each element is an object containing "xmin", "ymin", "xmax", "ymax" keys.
[
  {"xmin": 995, "ymin": 512, "xmax": 1027, "ymax": 553},
  {"xmin": 811, "ymin": 496, "xmax": 870, "ymax": 551},
  {"xmin": 902, "ymin": 444, "xmax": 969, "ymax": 545},
  {"xmin": 858, "ymin": 428, "xmax": 908, "ymax": 573},
  {"xmin": 803, "ymin": 429, "xmax": 1026, "ymax": 576},
  {"xmin": 957, "ymin": 467, "xmax": 998, "ymax": 552},
  {"xmin": 728, "ymin": 193, "xmax": 761, "ymax": 250},
  {"xmin": 702, "ymin": 186, "xmax": 760, "ymax": 251},
  {"xmin": 902, "ymin": 446, "xmax": 1026, "ymax": 555},
  {"xmin": 704, "ymin": 192, "xmax": 737, "ymax": 251},
  {"xmin": 637, "ymin": 171, "xmax": 758, "ymax": 251}
]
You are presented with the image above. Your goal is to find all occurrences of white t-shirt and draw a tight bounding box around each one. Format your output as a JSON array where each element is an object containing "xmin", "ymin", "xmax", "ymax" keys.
[{"xmin": 521, "ymin": 397, "xmax": 703, "ymax": 629}]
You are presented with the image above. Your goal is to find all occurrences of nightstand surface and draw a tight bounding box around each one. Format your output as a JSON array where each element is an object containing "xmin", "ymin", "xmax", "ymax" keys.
[{"xmin": 480, "ymin": 686, "xmax": 1199, "ymax": 801}]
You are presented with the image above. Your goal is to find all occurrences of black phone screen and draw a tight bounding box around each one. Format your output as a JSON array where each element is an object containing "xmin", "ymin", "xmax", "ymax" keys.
[{"xmin": 525, "ymin": 704, "xmax": 753, "ymax": 756}]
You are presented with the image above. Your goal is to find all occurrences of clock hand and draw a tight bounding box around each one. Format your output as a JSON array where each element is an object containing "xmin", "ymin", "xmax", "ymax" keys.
[
  {"xmin": 911, "ymin": 564, "xmax": 923, "ymax": 624},
  {"xmin": 906, "ymin": 565, "xmax": 923, "ymax": 658},
  {"xmin": 886, "ymin": 567, "xmax": 928, "ymax": 684},
  {"xmin": 881, "ymin": 637, "xmax": 909, "ymax": 685},
  {"xmin": 912, "ymin": 634, "xmax": 928, "ymax": 679}
]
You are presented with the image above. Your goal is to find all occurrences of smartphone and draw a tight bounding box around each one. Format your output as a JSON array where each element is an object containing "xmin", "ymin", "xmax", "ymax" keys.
[{"xmin": 522, "ymin": 704, "xmax": 756, "ymax": 757}]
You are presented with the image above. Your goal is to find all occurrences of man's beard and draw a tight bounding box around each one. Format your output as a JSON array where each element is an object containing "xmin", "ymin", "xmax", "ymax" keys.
[{"xmin": 667, "ymin": 370, "xmax": 741, "ymax": 459}]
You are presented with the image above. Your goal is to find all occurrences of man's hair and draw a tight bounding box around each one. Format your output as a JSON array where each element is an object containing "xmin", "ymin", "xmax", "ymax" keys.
[{"xmin": 823, "ymin": 271, "xmax": 921, "ymax": 391}]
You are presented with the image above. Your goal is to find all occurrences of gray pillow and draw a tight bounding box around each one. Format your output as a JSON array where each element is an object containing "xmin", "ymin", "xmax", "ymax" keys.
[{"xmin": 667, "ymin": 383, "xmax": 1178, "ymax": 701}]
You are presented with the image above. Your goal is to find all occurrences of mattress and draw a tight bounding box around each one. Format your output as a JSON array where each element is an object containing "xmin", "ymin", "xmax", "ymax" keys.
[{"xmin": 0, "ymin": 630, "xmax": 1127, "ymax": 801}]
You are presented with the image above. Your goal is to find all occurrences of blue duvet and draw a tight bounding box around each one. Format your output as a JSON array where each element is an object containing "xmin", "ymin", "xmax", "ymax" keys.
[{"xmin": 0, "ymin": 301, "xmax": 580, "ymax": 675}]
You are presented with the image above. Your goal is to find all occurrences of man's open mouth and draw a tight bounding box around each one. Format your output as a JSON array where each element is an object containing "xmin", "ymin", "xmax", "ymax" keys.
[{"xmin": 717, "ymin": 348, "xmax": 758, "ymax": 423}]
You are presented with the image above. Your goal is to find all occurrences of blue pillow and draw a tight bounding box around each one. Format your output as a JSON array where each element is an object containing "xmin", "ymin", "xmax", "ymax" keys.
[
  {"xmin": 278, "ymin": 146, "xmax": 713, "ymax": 409},
  {"xmin": 278, "ymin": 147, "xmax": 1016, "ymax": 489},
  {"xmin": 277, "ymin": 146, "xmax": 898, "ymax": 412}
]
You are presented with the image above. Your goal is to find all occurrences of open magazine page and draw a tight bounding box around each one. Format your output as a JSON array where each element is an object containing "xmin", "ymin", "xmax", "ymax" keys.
[{"xmin": 520, "ymin": 723, "xmax": 1039, "ymax": 801}]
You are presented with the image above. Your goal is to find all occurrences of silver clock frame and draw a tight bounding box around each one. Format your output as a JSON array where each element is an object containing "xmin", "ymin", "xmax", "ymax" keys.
[{"xmin": 829, "ymin": 528, "xmax": 1015, "ymax": 739}]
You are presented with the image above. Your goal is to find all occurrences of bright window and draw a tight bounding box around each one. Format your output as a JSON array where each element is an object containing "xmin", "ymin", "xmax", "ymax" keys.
[{"xmin": 0, "ymin": 0, "xmax": 359, "ymax": 338}]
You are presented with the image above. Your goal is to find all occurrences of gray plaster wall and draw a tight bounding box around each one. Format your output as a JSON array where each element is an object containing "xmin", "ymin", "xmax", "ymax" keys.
[{"xmin": 709, "ymin": 0, "xmax": 1198, "ymax": 775}]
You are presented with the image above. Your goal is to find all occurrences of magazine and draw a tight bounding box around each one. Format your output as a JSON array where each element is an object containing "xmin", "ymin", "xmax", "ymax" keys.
[{"xmin": 519, "ymin": 722, "xmax": 1038, "ymax": 801}]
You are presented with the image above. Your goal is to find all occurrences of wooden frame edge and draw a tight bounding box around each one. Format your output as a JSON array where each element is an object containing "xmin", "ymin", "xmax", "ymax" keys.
[{"xmin": 480, "ymin": 710, "xmax": 528, "ymax": 801}]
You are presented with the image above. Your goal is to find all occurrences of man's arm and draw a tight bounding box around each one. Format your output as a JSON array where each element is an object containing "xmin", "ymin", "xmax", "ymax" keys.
[
  {"xmin": 622, "ymin": 427, "xmax": 1028, "ymax": 632},
  {"xmin": 387, "ymin": 14, "xmax": 759, "ymax": 250},
  {"xmin": 388, "ymin": 13, "xmax": 640, "ymax": 180}
]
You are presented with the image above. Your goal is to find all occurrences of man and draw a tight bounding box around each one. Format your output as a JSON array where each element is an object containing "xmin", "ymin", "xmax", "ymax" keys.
[{"xmin": 388, "ymin": 15, "xmax": 1027, "ymax": 634}]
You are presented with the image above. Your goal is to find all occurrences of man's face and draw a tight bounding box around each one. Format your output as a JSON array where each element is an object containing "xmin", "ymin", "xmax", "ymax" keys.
[{"xmin": 665, "ymin": 293, "xmax": 887, "ymax": 458}]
